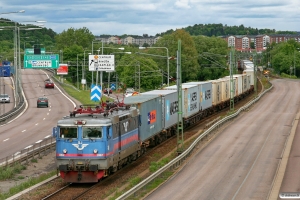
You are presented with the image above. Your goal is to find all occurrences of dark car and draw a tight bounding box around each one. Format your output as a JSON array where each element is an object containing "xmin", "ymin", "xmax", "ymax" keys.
[
  {"xmin": 45, "ymin": 80, "xmax": 54, "ymax": 89},
  {"xmin": 103, "ymin": 88, "xmax": 112, "ymax": 94},
  {"xmin": 37, "ymin": 96, "xmax": 49, "ymax": 108}
]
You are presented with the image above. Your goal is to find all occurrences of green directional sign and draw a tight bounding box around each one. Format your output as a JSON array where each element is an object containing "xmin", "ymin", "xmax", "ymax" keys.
[{"xmin": 24, "ymin": 54, "xmax": 60, "ymax": 69}]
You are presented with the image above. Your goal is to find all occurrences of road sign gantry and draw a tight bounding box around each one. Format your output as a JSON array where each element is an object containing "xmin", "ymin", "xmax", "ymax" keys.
[{"xmin": 24, "ymin": 54, "xmax": 59, "ymax": 69}]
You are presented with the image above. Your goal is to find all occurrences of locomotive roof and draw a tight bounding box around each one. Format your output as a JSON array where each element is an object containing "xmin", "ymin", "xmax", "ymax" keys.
[{"xmin": 57, "ymin": 107, "xmax": 137, "ymax": 126}]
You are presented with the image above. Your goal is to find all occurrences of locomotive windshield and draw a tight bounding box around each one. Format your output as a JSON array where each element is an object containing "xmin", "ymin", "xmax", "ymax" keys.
[
  {"xmin": 59, "ymin": 127, "xmax": 77, "ymax": 138},
  {"xmin": 82, "ymin": 127, "xmax": 102, "ymax": 139}
]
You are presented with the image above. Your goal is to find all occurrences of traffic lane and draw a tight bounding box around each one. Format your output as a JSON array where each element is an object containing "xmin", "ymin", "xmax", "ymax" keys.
[
  {"xmin": 279, "ymin": 100, "xmax": 300, "ymax": 196},
  {"xmin": 0, "ymin": 77, "xmax": 15, "ymax": 114},
  {"xmin": 145, "ymin": 79, "xmax": 298, "ymax": 200},
  {"xmin": 0, "ymin": 69, "xmax": 76, "ymax": 159}
]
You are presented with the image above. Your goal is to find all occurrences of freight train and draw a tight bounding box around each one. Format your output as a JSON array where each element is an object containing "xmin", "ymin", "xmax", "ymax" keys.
[{"xmin": 52, "ymin": 70, "xmax": 255, "ymax": 183}]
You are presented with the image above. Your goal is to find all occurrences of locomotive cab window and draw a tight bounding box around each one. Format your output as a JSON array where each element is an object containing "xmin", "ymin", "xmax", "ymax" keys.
[
  {"xmin": 60, "ymin": 127, "xmax": 77, "ymax": 138},
  {"xmin": 83, "ymin": 127, "xmax": 102, "ymax": 139}
]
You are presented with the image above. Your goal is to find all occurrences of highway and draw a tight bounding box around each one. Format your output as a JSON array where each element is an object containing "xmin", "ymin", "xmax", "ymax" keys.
[
  {"xmin": 0, "ymin": 69, "xmax": 81, "ymax": 159},
  {"xmin": 145, "ymin": 79, "xmax": 300, "ymax": 200}
]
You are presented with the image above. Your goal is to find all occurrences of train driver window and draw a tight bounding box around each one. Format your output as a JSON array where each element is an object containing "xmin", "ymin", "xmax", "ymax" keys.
[
  {"xmin": 60, "ymin": 127, "xmax": 77, "ymax": 138},
  {"xmin": 83, "ymin": 127, "xmax": 102, "ymax": 139}
]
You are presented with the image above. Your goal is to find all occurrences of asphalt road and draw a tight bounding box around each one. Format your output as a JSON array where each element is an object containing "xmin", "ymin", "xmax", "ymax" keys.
[
  {"xmin": 0, "ymin": 69, "xmax": 80, "ymax": 159},
  {"xmin": 145, "ymin": 79, "xmax": 300, "ymax": 200}
]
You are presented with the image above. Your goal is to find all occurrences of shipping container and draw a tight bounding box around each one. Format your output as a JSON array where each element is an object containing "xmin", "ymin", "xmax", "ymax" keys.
[
  {"xmin": 241, "ymin": 74, "xmax": 248, "ymax": 93},
  {"xmin": 163, "ymin": 84, "xmax": 199, "ymax": 118},
  {"xmin": 243, "ymin": 69, "xmax": 254, "ymax": 86},
  {"xmin": 141, "ymin": 90, "xmax": 178, "ymax": 129},
  {"xmin": 183, "ymin": 81, "xmax": 212, "ymax": 111},
  {"xmin": 226, "ymin": 75, "xmax": 243, "ymax": 95},
  {"xmin": 217, "ymin": 78, "xmax": 231, "ymax": 102},
  {"xmin": 208, "ymin": 80, "xmax": 222, "ymax": 106},
  {"xmin": 124, "ymin": 95, "xmax": 163, "ymax": 141}
]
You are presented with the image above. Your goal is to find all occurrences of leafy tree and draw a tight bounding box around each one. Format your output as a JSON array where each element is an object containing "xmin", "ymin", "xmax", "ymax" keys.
[
  {"xmin": 270, "ymin": 39, "xmax": 300, "ymax": 76},
  {"xmin": 116, "ymin": 54, "xmax": 163, "ymax": 91},
  {"xmin": 154, "ymin": 29, "xmax": 199, "ymax": 83},
  {"xmin": 55, "ymin": 27, "xmax": 95, "ymax": 50},
  {"xmin": 193, "ymin": 36, "xmax": 228, "ymax": 80}
]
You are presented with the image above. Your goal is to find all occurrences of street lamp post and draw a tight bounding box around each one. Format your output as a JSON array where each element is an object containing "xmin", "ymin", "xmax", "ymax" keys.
[
  {"xmin": 0, "ymin": 10, "xmax": 25, "ymax": 14},
  {"xmin": 139, "ymin": 46, "xmax": 170, "ymax": 86}
]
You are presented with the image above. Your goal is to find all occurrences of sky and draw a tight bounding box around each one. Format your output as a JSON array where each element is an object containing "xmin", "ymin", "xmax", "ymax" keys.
[{"xmin": 0, "ymin": 0, "xmax": 299, "ymax": 36}]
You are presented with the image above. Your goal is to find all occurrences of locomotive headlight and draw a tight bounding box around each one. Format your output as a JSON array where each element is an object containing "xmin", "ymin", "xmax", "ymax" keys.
[
  {"xmin": 93, "ymin": 149, "xmax": 98, "ymax": 154},
  {"xmin": 63, "ymin": 149, "xmax": 67, "ymax": 154}
]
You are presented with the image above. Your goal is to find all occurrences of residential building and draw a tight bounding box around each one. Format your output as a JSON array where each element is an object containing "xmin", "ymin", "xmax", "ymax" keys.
[{"xmin": 222, "ymin": 34, "xmax": 300, "ymax": 52}]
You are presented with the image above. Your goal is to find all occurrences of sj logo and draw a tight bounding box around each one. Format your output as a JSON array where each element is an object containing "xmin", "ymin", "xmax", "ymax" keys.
[
  {"xmin": 148, "ymin": 110, "xmax": 156, "ymax": 124},
  {"xmin": 72, "ymin": 141, "xmax": 88, "ymax": 150}
]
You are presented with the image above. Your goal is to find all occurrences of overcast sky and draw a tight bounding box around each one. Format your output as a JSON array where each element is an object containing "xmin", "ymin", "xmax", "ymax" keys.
[{"xmin": 0, "ymin": 0, "xmax": 299, "ymax": 36}]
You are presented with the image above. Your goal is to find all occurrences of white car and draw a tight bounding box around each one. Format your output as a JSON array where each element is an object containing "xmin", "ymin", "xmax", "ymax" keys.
[
  {"xmin": 0, "ymin": 94, "xmax": 10, "ymax": 103},
  {"xmin": 124, "ymin": 88, "xmax": 135, "ymax": 97},
  {"xmin": 125, "ymin": 91, "xmax": 133, "ymax": 97}
]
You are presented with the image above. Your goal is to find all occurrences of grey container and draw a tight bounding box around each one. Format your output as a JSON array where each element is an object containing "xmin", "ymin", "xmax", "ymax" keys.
[
  {"xmin": 141, "ymin": 90, "xmax": 178, "ymax": 130},
  {"xmin": 124, "ymin": 95, "xmax": 163, "ymax": 142},
  {"xmin": 183, "ymin": 81, "xmax": 212, "ymax": 111},
  {"xmin": 163, "ymin": 84, "xmax": 200, "ymax": 118}
]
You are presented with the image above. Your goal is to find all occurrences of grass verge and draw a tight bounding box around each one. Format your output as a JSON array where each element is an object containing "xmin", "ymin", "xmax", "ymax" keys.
[{"xmin": 0, "ymin": 170, "xmax": 56, "ymax": 200}]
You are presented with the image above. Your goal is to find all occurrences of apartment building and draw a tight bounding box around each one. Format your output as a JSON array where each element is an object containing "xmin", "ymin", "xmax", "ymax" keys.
[{"xmin": 222, "ymin": 34, "xmax": 300, "ymax": 52}]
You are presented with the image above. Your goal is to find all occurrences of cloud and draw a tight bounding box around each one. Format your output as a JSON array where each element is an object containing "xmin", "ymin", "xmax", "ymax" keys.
[
  {"xmin": 175, "ymin": 0, "xmax": 191, "ymax": 9},
  {"xmin": 0, "ymin": 0, "xmax": 298, "ymax": 35}
]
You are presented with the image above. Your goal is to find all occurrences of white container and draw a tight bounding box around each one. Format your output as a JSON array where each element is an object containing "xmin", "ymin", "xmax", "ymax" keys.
[
  {"xmin": 183, "ymin": 81, "xmax": 213, "ymax": 111},
  {"xmin": 163, "ymin": 84, "xmax": 199, "ymax": 118},
  {"xmin": 208, "ymin": 80, "xmax": 222, "ymax": 106},
  {"xmin": 226, "ymin": 75, "xmax": 243, "ymax": 95}
]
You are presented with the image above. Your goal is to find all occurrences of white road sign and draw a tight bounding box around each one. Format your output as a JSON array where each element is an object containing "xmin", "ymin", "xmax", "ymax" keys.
[{"xmin": 89, "ymin": 55, "xmax": 115, "ymax": 71}]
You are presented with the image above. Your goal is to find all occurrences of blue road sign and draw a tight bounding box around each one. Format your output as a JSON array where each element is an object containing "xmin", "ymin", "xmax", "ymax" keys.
[
  {"xmin": 110, "ymin": 83, "xmax": 116, "ymax": 90},
  {"xmin": 90, "ymin": 84, "xmax": 101, "ymax": 101}
]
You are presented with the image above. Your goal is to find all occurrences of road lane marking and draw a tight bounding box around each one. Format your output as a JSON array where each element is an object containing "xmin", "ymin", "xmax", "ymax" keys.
[
  {"xmin": 45, "ymin": 135, "xmax": 51, "ymax": 138},
  {"xmin": 3, "ymin": 138, "xmax": 9, "ymax": 142},
  {"xmin": 35, "ymin": 140, "xmax": 42, "ymax": 143},
  {"xmin": 22, "ymin": 130, "xmax": 26, "ymax": 132}
]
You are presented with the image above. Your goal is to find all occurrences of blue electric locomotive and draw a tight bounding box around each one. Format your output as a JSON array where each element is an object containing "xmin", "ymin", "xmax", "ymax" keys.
[{"xmin": 52, "ymin": 106, "xmax": 141, "ymax": 183}]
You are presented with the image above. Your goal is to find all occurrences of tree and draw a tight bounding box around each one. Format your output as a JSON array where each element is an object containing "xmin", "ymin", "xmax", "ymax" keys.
[
  {"xmin": 154, "ymin": 29, "xmax": 199, "ymax": 83},
  {"xmin": 116, "ymin": 54, "xmax": 162, "ymax": 91},
  {"xmin": 55, "ymin": 27, "xmax": 95, "ymax": 50},
  {"xmin": 193, "ymin": 35, "xmax": 228, "ymax": 80},
  {"xmin": 270, "ymin": 39, "xmax": 300, "ymax": 76}
]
